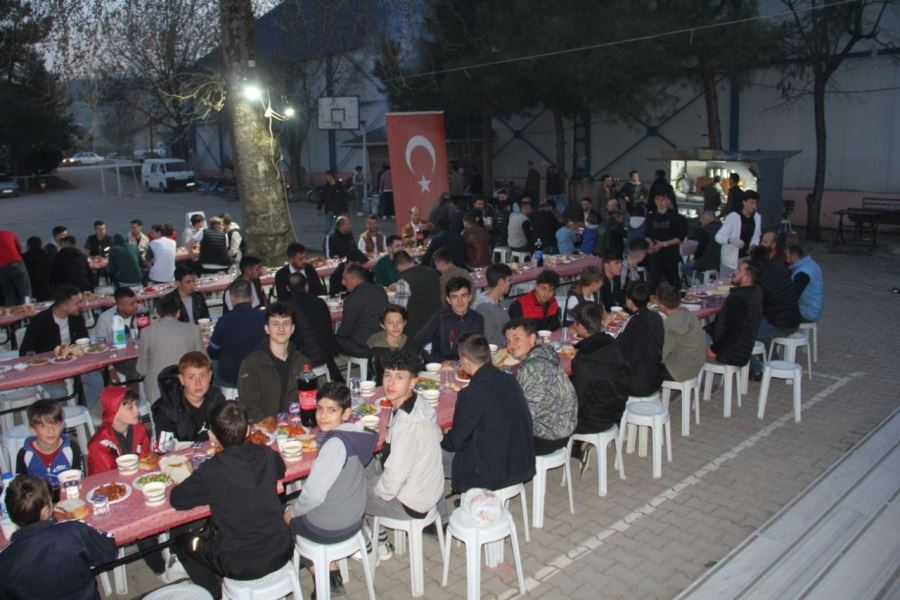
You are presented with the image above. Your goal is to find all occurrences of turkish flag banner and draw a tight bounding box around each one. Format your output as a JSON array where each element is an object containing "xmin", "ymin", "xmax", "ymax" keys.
[{"xmin": 385, "ymin": 112, "xmax": 449, "ymax": 233}]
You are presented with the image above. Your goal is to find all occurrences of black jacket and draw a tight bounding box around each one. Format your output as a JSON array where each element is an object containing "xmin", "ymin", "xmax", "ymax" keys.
[
  {"xmin": 317, "ymin": 182, "xmax": 347, "ymax": 215},
  {"xmin": 709, "ymin": 285, "xmax": 763, "ymax": 366},
  {"xmin": 166, "ymin": 289, "xmax": 210, "ymax": 324},
  {"xmin": 85, "ymin": 234, "xmax": 113, "ymax": 257},
  {"xmin": 274, "ymin": 264, "xmax": 326, "ymax": 301},
  {"xmin": 441, "ymin": 364, "xmax": 535, "ymax": 494},
  {"xmin": 533, "ymin": 210, "xmax": 561, "ymax": 249},
  {"xmin": 692, "ymin": 222, "xmax": 722, "ymax": 273},
  {"xmin": 238, "ymin": 340, "xmax": 309, "ymax": 422},
  {"xmin": 414, "ymin": 308, "xmax": 484, "ymax": 362},
  {"xmin": 197, "ymin": 228, "xmax": 231, "ymax": 267},
  {"xmin": 152, "ymin": 365, "xmax": 226, "ymax": 442},
  {"xmin": 422, "ymin": 229, "xmax": 467, "ymax": 268},
  {"xmin": 23, "ymin": 248, "xmax": 53, "ymax": 301},
  {"xmin": 571, "ymin": 333, "xmax": 630, "ymax": 433},
  {"xmin": 170, "ymin": 443, "xmax": 293, "ymax": 581},
  {"xmin": 398, "ymin": 265, "xmax": 442, "ymax": 338},
  {"xmin": 19, "ymin": 308, "xmax": 89, "ymax": 356},
  {"xmin": 336, "ymin": 281, "xmax": 388, "ymax": 357},
  {"xmin": 757, "ymin": 259, "xmax": 801, "ymax": 331},
  {"xmin": 600, "ymin": 275, "xmax": 625, "ymax": 311},
  {"xmin": 207, "ymin": 303, "xmax": 267, "ymax": 386},
  {"xmin": 287, "ymin": 292, "xmax": 339, "ymax": 366},
  {"xmin": 324, "ymin": 230, "xmax": 356, "ymax": 259},
  {"xmin": 0, "ymin": 519, "xmax": 117, "ymax": 600},
  {"xmin": 50, "ymin": 247, "xmax": 93, "ymax": 291},
  {"xmin": 616, "ymin": 308, "xmax": 665, "ymax": 397}
]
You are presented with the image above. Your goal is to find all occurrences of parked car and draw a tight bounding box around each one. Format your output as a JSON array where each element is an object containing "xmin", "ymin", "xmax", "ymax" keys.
[
  {"xmin": 142, "ymin": 158, "xmax": 196, "ymax": 192},
  {"xmin": 0, "ymin": 175, "xmax": 19, "ymax": 197},
  {"xmin": 61, "ymin": 152, "xmax": 105, "ymax": 166}
]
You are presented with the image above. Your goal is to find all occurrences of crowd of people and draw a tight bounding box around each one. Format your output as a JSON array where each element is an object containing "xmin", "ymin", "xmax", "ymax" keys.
[{"xmin": 0, "ymin": 163, "xmax": 828, "ymax": 599}]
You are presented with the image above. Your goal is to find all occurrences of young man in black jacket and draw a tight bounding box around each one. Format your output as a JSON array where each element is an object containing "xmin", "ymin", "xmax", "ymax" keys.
[
  {"xmin": 273, "ymin": 242, "xmax": 326, "ymax": 301},
  {"xmin": 706, "ymin": 260, "xmax": 763, "ymax": 369},
  {"xmin": 616, "ymin": 281, "xmax": 665, "ymax": 398},
  {"xmin": 415, "ymin": 277, "xmax": 484, "ymax": 361},
  {"xmin": 287, "ymin": 272, "xmax": 343, "ymax": 381},
  {"xmin": 166, "ymin": 265, "xmax": 210, "ymax": 325},
  {"xmin": 152, "ymin": 352, "xmax": 226, "ymax": 445},
  {"xmin": 172, "ymin": 402, "xmax": 293, "ymax": 598}
]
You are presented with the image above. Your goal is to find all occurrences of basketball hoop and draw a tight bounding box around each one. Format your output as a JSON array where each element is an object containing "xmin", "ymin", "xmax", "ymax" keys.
[{"xmin": 318, "ymin": 96, "xmax": 359, "ymax": 130}]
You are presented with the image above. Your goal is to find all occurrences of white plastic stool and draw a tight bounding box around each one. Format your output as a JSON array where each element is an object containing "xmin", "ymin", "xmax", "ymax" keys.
[
  {"xmin": 702, "ymin": 362, "xmax": 743, "ymax": 417},
  {"xmin": 757, "ymin": 360, "xmax": 802, "ymax": 423},
  {"xmin": 662, "ymin": 377, "xmax": 701, "ymax": 437},
  {"xmin": 532, "ymin": 447, "xmax": 574, "ymax": 528},
  {"xmin": 63, "ymin": 405, "xmax": 96, "ymax": 459},
  {"xmin": 625, "ymin": 393, "xmax": 661, "ymax": 457},
  {"xmin": 492, "ymin": 246, "xmax": 511, "ymax": 264},
  {"xmin": 371, "ymin": 507, "xmax": 444, "ymax": 597},
  {"xmin": 769, "ymin": 331, "xmax": 812, "ymax": 380},
  {"xmin": 1, "ymin": 424, "xmax": 29, "ymax": 470},
  {"xmin": 0, "ymin": 387, "xmax": 44, "ymax": 433},
  {"xmin": 618, "ymin": 401, "xmax": 671, "ymax": 479},
  {"xmin": 741, "ymin": 341, "xmax": 767, "ymax": 395},
  {"xmin": 293, "ymin": 530, "xmax": 374, "ymax": 600},
  {"xmin": 344, "ymin": 356, "xmax": 368, "ymax": 381},
  {"xmin": 566, "ymin": 426, "xmax": 622, "ymax": 496},
  {"xmin": 222, "ymin": 560, "xmax": 303, "ymax": 600},
  {"xmin": 144, "ymin": 582, "xmax": 214, "ymax": 600},
  {"xmin": 690, "ymin": 269, "xmax": 719, "ymax": 285},
  {"xmin": 220, "ymin": 387, "xmax": 239, "ymax": 401},
  {"xmin": 799, "ymin": 322, "xmax": 818, "ymax": 362},
  {"xmin": 0, "ymin": 445, "xmax": 10, "ymax": 474},
  {"xmin": 510, "ymin": 251, "xmax": 531, "ymax": 264},
  {"xmin": 485, "ymin": 482, "xmax": 530, "ymax": 567},
  {"xmin": 441, "ymin": 508, "xmax": 525, "ymax": 599},
  {"xmin": 312, "ymin": 364, "xmax": 331, "ymax": 382}
]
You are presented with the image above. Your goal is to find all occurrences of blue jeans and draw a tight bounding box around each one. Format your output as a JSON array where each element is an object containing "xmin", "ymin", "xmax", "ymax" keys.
[
  {"xmin": 750, "ymin": 318, "xmax": 798, "ymax": 374},
  {"xmin": 323, "ymin": 211, "xmax": 336, "ymax": 233}
]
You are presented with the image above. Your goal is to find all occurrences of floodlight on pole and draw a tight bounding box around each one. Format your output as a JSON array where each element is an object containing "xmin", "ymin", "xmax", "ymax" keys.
[
  {"xmin": 243, "ymin": 84, "xmax": 262, "ymax": 101},
  {"xmin": 284, "ymin": 106, "xmax": 296, "ymax": 118}
]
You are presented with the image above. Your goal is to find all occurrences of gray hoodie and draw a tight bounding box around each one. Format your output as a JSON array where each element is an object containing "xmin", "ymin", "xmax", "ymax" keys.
[
  {"xmin": 662, "ymin": 308, "xmax": 707, "ymax": 382},
  {"xmin": 472, "ymin": 289, "xmax": 510, "ymax": 346}
]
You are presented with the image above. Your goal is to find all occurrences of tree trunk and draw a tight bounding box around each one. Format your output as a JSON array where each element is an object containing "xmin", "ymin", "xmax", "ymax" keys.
[
  {"xmin": 700, "ymin": 60, "xmax": 722, "ymax": 150},
  {"xmin": 480, "ymin": 104, "xmax": 493, "ymax": 198},
  {"xmin": 807, "ymin": 73, "xmax": 827, "ymax": 241},
  {"xmin": 219, "ymin": 0, "xmax": 295, "ymax": 264}
]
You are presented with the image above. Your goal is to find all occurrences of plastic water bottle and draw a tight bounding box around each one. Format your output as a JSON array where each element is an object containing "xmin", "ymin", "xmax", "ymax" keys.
[
  {"xmin": 1, "ymin": 472, "xmax": 17, "ymax": 538},
  {"xmin": 534, "ymin": 238, "xmax": 544, "ymax": 268},
  {"xmin": 112, "ymin": 315, "xmax": 127, "ymax": 349}
]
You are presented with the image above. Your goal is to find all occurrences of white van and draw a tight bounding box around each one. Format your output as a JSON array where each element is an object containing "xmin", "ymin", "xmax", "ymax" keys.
[{"xmin": 142, "ymin": 159, "xmax": 196, "ymax": 192}]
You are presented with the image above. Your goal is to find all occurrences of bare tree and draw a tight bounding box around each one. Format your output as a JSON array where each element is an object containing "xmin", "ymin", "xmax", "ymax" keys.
[{"xmin": 779, "ymin": 0, "xmax": 894, "ymax": 240}]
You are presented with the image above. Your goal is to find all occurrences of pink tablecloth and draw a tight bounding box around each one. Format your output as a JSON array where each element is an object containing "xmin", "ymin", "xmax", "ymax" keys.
[
  {"xmin": 470, "ymin": 254, "xmax": 603, "ymax": 289},
  {"xmin": 88, "ymin": 247, "xmax": 192, "ymax": 271},
  {"xmin": 0, "ymin": 342, "xmax": 139, "ymax": 392}
]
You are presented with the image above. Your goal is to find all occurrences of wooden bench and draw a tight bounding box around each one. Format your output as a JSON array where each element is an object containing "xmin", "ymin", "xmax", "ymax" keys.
[
  {"xmin": 678, "ymin": 408, "xmax": 900, "ymax": 599},
  {"xmin": 833, "ymin": 197, "xmax": 900, "ymax": 246}
]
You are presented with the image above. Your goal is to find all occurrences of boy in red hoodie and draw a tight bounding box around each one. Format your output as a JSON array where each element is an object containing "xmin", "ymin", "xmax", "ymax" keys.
[{"xmin": 87, "ymin": 387, "xmax": 151, "ymax": 474}]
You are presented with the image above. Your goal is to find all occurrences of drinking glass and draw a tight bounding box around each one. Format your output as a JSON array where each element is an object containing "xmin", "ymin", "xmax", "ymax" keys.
[
  {"xmin": 349, "ymin": 377, "xmax": 361, "ymax": 397},
  {"xmin": 90, "ymin": 494, "xmax": 110, "ymax": 516}
]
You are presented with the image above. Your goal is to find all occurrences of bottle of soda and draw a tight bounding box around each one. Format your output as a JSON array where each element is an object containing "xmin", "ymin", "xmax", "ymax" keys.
[
  {"xmin": 297, "ymin": 365, "xmax": 318, "ymax": 428},
  {"xmin": 534, "ymin": 238, "xmax": 544, "ymax": 268},
  {"xmin": 135, "ymin": 302, "xmax": 150, "ymax": 332}
]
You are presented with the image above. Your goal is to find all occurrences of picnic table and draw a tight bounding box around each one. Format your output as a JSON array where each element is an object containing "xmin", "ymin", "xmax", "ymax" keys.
[
  {"xmin": 469, "ymin": 254, "xmax": 603, "ymax": 289},
  {"xmin": 0, "ymin": 341, "xmax": 139, "ymax": 393},
  {"xmin": 88, "ymin": 247, "xmax": 193, "ymax": 272}
]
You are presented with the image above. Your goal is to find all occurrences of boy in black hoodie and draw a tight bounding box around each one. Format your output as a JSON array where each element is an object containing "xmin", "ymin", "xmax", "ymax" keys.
[{"xmin": 171, "ymin": 402, "xmax": 293, "ymax": 598}]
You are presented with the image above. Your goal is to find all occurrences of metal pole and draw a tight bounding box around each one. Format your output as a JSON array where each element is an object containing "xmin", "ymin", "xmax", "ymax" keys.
[
  {"xmin": 361, "ymin": 119, "xmax": 368, "ymax": 197},
  {"xmin": 115, "ymin": 163, "xmax": 122, "ymax": 197},
  {"xmin": 100, "ymin": 166, "xmax": 106, "ymax": 196}
]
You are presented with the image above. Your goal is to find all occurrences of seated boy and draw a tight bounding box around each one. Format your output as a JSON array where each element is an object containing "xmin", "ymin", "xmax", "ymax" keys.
[
  {"xmin": 152, "ymin": 351, "xmax": 226, "ymax": 446},
  {"xmin": 287, "ymin": 382, "xmax": 377, "ymax": 596},
  {"xmin": 15, "ymin": 399, "xmax": 83, "ymax": 489},
  {"xmin": 171, "ymin": 402, "xmax": 293, "ymax": 598},
  {"xmin": 0, "ymin": 475, "xmax": 116, "ymax": 599},
  {"xmin": 87, "ymin": 387, "xmax": 151, "ymax": 474},
  {"xmin": 365, "ymin": 349, "xmax": 445, "ymax": 557}
]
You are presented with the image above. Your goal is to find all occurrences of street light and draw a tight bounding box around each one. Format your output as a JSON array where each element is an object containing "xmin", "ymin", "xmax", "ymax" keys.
[
  {"xmin": 243, "ymin": 84, "xmax": 262, "ymax": 101},
  {"xmin": 284, "ymin": 106, "xmax": 295, "ymax": 118}
]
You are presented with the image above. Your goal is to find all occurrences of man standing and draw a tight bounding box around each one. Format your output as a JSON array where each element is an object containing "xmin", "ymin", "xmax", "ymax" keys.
[
  {"xmin": 238, "ymin": 303, "xmax": 309, "ymax": 422},
  {"xmin": 137, "ymin": 294, "xmax": 205, "ymax": 404},
  {"xmin": 166, "ymin": 265, "xmax": 210, "ymax": 324},
  {"xmin": 84, "ymin": 221, "xmax": 113, "ymax": 258},
  {"xmin": 352, "ymin": 165, "xmax": 366, "ymax": 215},
  {"xmin": 646, "ymin": 193, "xmax": 688, "ymax": 290},
  {"xmin": 471, "ymin": 197, "xmax": 495, "ymax": 230},
  {"xmin": 153, "ymin": 352, "xmax": 225, "ymax": 443},
  {"xmin": 336, "ymin": 264, "xmax": 389, "ymax": 358},
  {"xmin": 317, "ymin": 170, "xmax": 348, "ymax": 233},
  {"xmin": 208, "ymin": 279, "xmax": 266, "ymax": 388},
  {"xmin": 222, "ymin": 214, "xmax": 243, "ymax": 267},
  {"xmin": 432, "ymin": 247, "xmax": 470, "ymax": 296},
  {"xmin": 415, "ymin": 277, "xmax": 484, "ymax": 361},
  {"xmin": 725, "ymin": 172, "xmax": 744, "ymax": 214},
  {"xmin": 508, "ymin": 270, "xmax": 562, "ymax": 331},
  {"xmin": 533, "ymin": 201, "xmax": 561, "ymax": 253},
  {"xmin": 393, "ymin": 251, "xmax": 442, "ymax": 338},
  {"xmin": 379, "ymin": 164, "xmax": 394, "ymax": 219},
  {"xmin": 274, "ymin": 243, "xmax": 326, "ymax": 301},
  {"xmin": 504, "ymin": 318, "xmax": 577, "ymax": 455},
  {"xmin": 194, "ymin": 216, "xmax": 231, "ymax": 273},
  {"xmin": 787, "ymin": 245, "xmax": 824, "ymax": 324},
  {"xmin": 0, "ymin": 229, "xmax": 31, "ymax": 306},
  {"xmin": 545, "ymin": 165, "xmax": 566, "ymax": 214},
  {"xmin": 357, "ymin": 215, "xmax": 387, "ymax": 257},
  {"xmin": 524, "ymin": 161, "xmax": 541, "ymax": 205},
  {"xmin": 619, "ymin": 170, "xmax": 645, "ymax": 212},
  {"xmin": 441, "ymin": 333, "xmax": 535, "ymax": 494},
  {"xmin": 702, "ymin": 176, "xmax": 724, "ymax": 213},
  {"xmin": 647, "ymin": 169, "xmax": 677, "ymax": 212},
  {"xmin": 491, "ymin": 191, "xmax": 512, "ymax": 249},
  {"xmin": 472, "ymin": 263, "xmax": 512, "ymax": 346},
  {"xmin": 461, "ymin": 213, "xmax": 491, "ymax": 269},
  {"xmin": 373, "ymin": 235, "xmax": 403, "ymax": 286},
  {"xmin": 127, "ymin": 219, "xmax": 150, "ymax": 261},
  {"xmin": 181, "ymin": 214, "xmax": 205, "ymax": 249},
  {"xmin": 507, "ymin": 200, "xmax": 535, "ymax": 253},
  {"xmin": 716, "ymin": 191, "xmax": 761, "ymax": 280}
]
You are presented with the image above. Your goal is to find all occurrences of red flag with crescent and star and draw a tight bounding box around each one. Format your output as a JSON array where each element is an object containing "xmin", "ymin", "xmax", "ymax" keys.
[{"xmin": 385, "ymin": 112, "xmax": 449, "ymax": 233}]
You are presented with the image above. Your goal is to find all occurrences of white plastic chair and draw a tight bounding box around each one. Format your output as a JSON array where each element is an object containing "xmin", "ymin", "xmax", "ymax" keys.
[
  {"xmin": 532, "ymin": 447, "xmax": 574, "ymax": 528},
  {"xmin": 740, "ymin": 341, "xmax": 767, "ymax": 395},
  {"xmin": 222, "ymin": 561, "xmax": 303, "ymax": 600},
  {"xmin": 143, "ymin": 582, "xmax": 214, "ymax": 600},
  {"xmin": 565, "ymin": 426, "xmax": 623, "ymax": 496},
  {"xmin": 63, "ymin": 405, "xmax": 96, "ymax": 459},
  {"xmin": 702, "ymin": 362, "xmax": 743, "ymax": 417},
  {"xmin": 293, "ymin": 530, "xmax": 374, "ymax": 600},
  {"xmin": 661, "ymin": 376, "xmax": 702, "ymax": 437},
  {"xmin": 344, "ymin": 356, "xmax": 368, "ymax": 381},
  {"xmin": 370, "ymin": 507, "xmax": 444, "ymax": 596},
  {"xmin": 799, "ymin": 321, "xmax": 818, "ymax": 362},
  {"xmin": 619, "ymin": 401, "xmax": 672, "ymax": 479},
  {"xmin": 757, "ymin": 360, "xmax": 802, "ymax": 423},
  {"xmin": 769, "ymin": 331, "xmax": 812, "ymax": 380},
  {"xmin": 485, "ymin": 482, "xmax": 530, "ymax": 567}
]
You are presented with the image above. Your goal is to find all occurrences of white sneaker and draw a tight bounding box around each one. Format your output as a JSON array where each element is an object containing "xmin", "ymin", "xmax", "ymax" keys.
[
  {"xmin": 351, "ymin": 541, "xmax": 393, "ymax": 563},
  {"xmin": 162, "ymin": 556, "xmax": 188, "ymax": 583}
]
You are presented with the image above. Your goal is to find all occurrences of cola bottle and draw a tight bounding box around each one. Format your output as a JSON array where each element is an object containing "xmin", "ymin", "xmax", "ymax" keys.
[{"xmin": 297, "ymin": 364, "xmax": 318, "ymax": 428}]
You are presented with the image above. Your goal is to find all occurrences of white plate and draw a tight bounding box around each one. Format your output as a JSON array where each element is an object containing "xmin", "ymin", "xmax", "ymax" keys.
[
  {"xmin": 87, "ymin": 482, "xmax": 132, "ymax": 504},
  {"xmin": 133, "ymin": 472, "xmax": 173, "ymax": 491},
  {"xmin": 50, "ymin": 357, "xmax": 77, "ymax": 364},
  {"xmin": 359, "ymin": 415, "xmax": 380, "ymax": 429},
  {"xmin": 0, "ymin": 365, "xmax": 12, "ymax": 375},
  {"xmin": 353, "ymin": 403, "xmax": 381, "ymax": 417}
]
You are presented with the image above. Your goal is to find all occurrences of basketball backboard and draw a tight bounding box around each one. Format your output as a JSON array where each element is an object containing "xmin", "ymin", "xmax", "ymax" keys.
[{"xmin": 317, "ymin": 96, "xmax": 359, "ymax": 130}]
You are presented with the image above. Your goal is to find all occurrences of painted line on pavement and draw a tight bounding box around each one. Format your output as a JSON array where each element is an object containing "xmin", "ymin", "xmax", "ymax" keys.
[{"xmin": 497, "ymin": 371, "xmax": 863, "ymax": 599}]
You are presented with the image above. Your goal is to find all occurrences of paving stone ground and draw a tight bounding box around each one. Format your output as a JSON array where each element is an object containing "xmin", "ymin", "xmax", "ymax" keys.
[{"xmin": 6, "ymin": 182, "xmax": 896, "ymax": 600}]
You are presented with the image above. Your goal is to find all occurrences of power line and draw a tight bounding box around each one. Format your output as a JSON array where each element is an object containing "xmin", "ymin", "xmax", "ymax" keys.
[{"xmin": 382, "ymin": 0, "xmax": 861, "ymax": 83}]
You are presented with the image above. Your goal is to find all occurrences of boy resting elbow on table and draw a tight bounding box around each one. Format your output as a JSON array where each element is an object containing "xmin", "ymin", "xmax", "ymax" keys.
[
  {"xmin": 170, "ymin": 402, "xmax": 293, "ymax": 599},
  {"xmin": 0, "ymin": 475, "xmax": 116, "ymax": 600},
  {"xmin": 286, "ymin": 382, "xmax": 377, "ymax": 597},
  {"xmin": 15, "ymin": 399, "xmax": 83, "ymax": 489}
]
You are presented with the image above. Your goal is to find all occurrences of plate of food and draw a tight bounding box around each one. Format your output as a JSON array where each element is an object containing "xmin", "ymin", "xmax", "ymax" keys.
[
  {"xmin": 353, "ymin": 403, "xmax": 381, "ymax": 417},
  {"xmin": 247, "ymin": 429, "xmax": 275, "ymax": 445},
  {"xmin": 415, "ymin": 378, "xmax": 440, "ymax": 392},
  {"xmin": 25, "ymin": 356, "xmax": 49, "ymax": 367},
  {"xmin": 139, "ymin": 453, "xmax": 161, "ymax": 471},
  {"xmin": 133, "ymin": 471, "xmax": 173, "ymax": 490},
  {"xmin": 557, "ymin": 345, "xmax": 577, "ymax": 359},
  {"xmin": 50, "ymin": 356, "xmax": 77, "ymax": 364},
  {"xmin": 277, "ymin": 424, "xmax": 306, "ymax": 438},
  {"xmin": 255, "ymin": 416, "xmax": 277, "ymax": 434},
  {"xmin": 87, "ymin": 482, "xmax": 132, "ymax": 504},
  {"xmin": 454, "ymin": 368, "xmax": 471, "ymax": 383},
  {"xmin": 297, "ymin": 434, "xmax": 318, "ymax": 454},
  {"xmin": 492, "ymin": 348, "xmax": 520, "ymax": 368}
]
